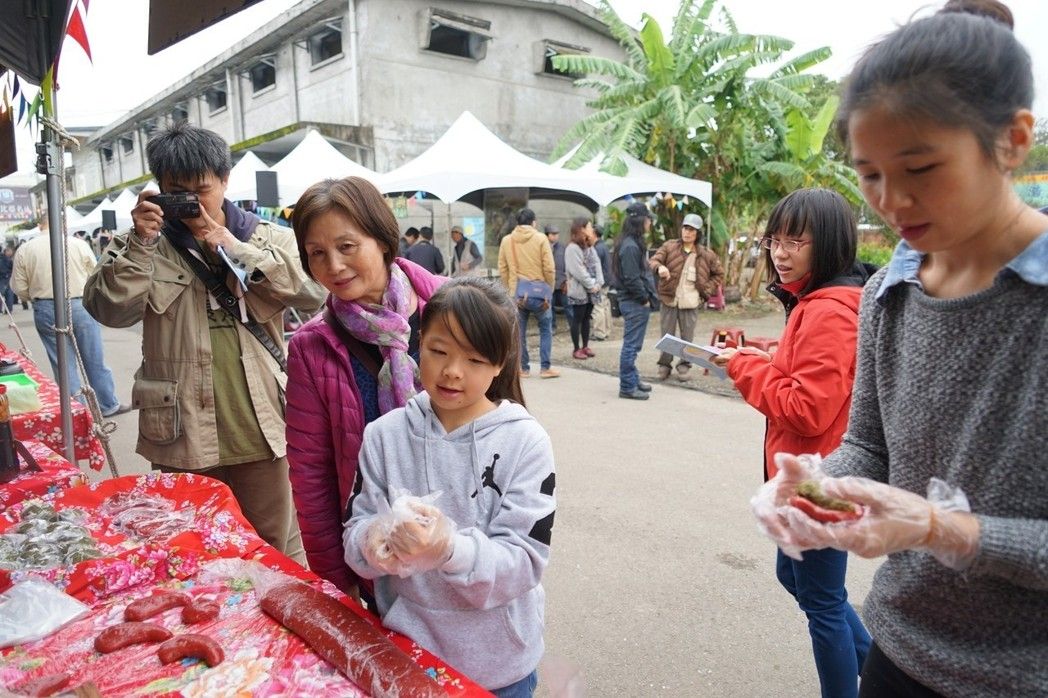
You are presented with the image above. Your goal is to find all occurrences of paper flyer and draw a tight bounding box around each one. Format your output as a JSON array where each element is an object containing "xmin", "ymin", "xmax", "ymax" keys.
[
  {"xmin": 653, "ymin": 334, "xmax": 728, "ymax": 380},
  {"xmin": 217, "ymin": 245, "xmax": 249, "ymax": 292}
]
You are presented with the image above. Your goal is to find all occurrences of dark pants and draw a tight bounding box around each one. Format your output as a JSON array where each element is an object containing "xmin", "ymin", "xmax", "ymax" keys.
[
  {"xmin": 618, "ymin": 299, "xmax": 649, "ymax": 392},
  {"xmin": 860, "ymin": 643, "xmax": 945, "ymax": 697},
  {"xmin": 492, "ymin": 669, "xmax": 538, "ymax": 698},
  {"xmin": 568, "ymin": 302, "xmax": 592, "ymax": 351}
]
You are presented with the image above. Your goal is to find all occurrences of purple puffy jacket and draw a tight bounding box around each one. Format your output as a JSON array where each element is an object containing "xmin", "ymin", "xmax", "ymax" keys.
[{"xmin": 285, "ymin": 259, "xmax": 445, "ymax": 595}]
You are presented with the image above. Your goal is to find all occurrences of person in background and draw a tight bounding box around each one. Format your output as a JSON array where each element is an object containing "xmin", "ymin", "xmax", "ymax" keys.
[
  {"xmin": 714, "ymin": 189, "xmax": 873, "ymax": 698},
  {"xmin": 84, "ymin": 122, "xmax": 325, "ymax": 560},
  {"xmin": 564, "ymin": 217, "xmax": 603, "ymax": 360},
  {"xmin": 344, "ymin": 277, "xmax": 555, "ymax": 698},
  {"xmin": 399, "ymin": 226, "xmax": 419, "ymax": 257},
  {"xmin": 498, "ymin": 208, "xmax": 559, "ymax": 379},
  {"xmin": 649, "ymin": 213, "xmax": 724, "ymax": 381},
  {"xmin": 12, "ymin": 226, "xmax": 130, "ymax": 417},
  {"xmin": 612, "ymin": 202, "xmax": 657, "ymax": 400},
  {"xmin": 590, "ymin": 225, "xmax": 612, "ymax": 341},
  {"xmin": 0, "ymin": 246, "xmax": 16, "ymax": 311},
  {"xmin": 751, "ymin": 2, "xmax": 1048, "ymax": 695},
  {"xmin": 450, "ymin": 225, "xmax": 483, "ymax": 277},
  {"xmin": 285, "ymin": 176, "xmax": 444, "ymax": 602},
  {"xmin": 545, "ymin": 224, "xmax": 568, "ymax": 331},
  {"xmin": 405, "ymin": 225, "xmax": 445, "ymax": 275}
]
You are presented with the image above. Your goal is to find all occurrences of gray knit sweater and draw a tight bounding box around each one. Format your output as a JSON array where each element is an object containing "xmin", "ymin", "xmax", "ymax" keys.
[{"xmin": 821, "ymin": 236, "xmax": 1048, "ymax": 697}]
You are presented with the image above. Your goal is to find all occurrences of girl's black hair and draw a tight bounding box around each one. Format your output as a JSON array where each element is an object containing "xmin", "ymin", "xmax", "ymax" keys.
[
  {"xmin": 612, "ymin": 213, "xmax": 648, "ymax": 279},
  {"xmin": 762, "ymin": 188, "xmax": 857, "ymax": 296},
  {"xmin": 420, "ymin": 277, "xmax": 526, "ymax": 407},
  {"xmin": 835, "ymin": 0, "xmax": 1032, "ymax": 162}
]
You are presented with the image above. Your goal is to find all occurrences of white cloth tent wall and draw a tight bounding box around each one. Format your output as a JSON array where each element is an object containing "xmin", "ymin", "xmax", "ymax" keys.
[
  {"xmin": 74, "ymin": 196, "xmax": 114, "ymax": 233},
  {"xmin": 272, "ymin": 130, "xmax": 378, "ymax": 206},
  {"xmin": 551, "ymin": 148, "xmax": 713, "ymax": 208},
  {"xmin": 225, "ymin": 151, "xmax": 270, "ymax": 202},
  {"xmin": 378, "ymin": 112, "xmax": 598, "ymax": 202},
  {"xmin": 76, "ymin": 189, "xmax": 135, "ymax": 232},
  {"xmin": 64, "ymin": 206, "xmax": 85, "ymax": 231}
]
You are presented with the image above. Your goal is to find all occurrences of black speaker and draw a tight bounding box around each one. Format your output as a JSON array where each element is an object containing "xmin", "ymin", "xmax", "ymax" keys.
[
  {"xmin": 101, "ymin": 209, "xmax": 117, "ymax": 230},
  {"xmin": 255, "ymin": 171, "xmax": 279, "ymax": 207}
]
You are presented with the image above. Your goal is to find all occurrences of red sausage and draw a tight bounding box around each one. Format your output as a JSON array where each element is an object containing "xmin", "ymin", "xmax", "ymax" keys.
[
  {"xmin": 13, "ymin": 672, "xmax": 70, "ymax": 697},
  {"xmin": 94, "ymin": 622, "xmax": 173, "ymax": 653},
  {"xmin": 259, "ymin": 581, "xmax": 443, "ymax": 697},
  {"xmin": 789, "ymin": 495, "xmax": 864, "ymax": 523},
  {"xmin": 181, "ymin": 600, "xmax": 221, "ymax": 625},
  {"xmin": 124, "ymin": 591, "xmax": 190, "ymax": 622},
  {"xmin": 157, "ymin": 634, "xmax": 224, "ymax": 667}
]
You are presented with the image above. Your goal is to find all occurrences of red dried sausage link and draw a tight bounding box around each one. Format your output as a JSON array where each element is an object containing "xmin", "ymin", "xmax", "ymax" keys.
[
  {"xmin": 789, "ymin": 495, "xmax": 863, "ymax": 523},
  {"xmin": 156, "ymin": 634, "xmax": 224, "ymax": 667},
  {"xmin": 259, "ymin": 581, "xmax": 443, "ymax": 697},
  {"xmin": 124, "ymin": 590, "xmax": 190, "ymax": 622},
  {"xmin": 13, "ymin": 672, "xmax": 71, "ymax": 697},
  {"xmin": 94, "ymin": 622, "xmax": 173, "ymax": 653},
  {"xmin": 181, "ymin": 599, "xmax": 221, "ymax": 625}
]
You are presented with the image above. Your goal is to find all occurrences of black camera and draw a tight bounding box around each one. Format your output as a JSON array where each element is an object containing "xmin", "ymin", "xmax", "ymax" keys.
[{"xmin": 147, "ymin": 193, "xmax": 201, "ymax": 219}]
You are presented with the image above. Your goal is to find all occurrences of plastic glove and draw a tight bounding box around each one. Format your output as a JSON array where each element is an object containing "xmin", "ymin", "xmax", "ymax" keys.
[
  {"xmin": 360, "ymin": 519, "xmax": 404, "ymax": 577},
  {"xmin": 786, "ymin": 476, "xmax": 980, "ymax": 570},
  {"xmin": 750, "ymin": 452, "xmax": 829, "ymax": 560},
  {"xmin": 387, "ymin": 497, "xmax": 455, "ymax": 575}
]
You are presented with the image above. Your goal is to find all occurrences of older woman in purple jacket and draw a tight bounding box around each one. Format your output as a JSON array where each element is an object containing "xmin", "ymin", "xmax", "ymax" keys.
[{"xmin": 285, "ymin": 177, "xmax": 444, "ymax": 602}]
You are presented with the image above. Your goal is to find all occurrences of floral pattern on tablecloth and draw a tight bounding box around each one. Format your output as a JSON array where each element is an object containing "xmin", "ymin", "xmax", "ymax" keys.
[
  {"xmin": 0, "ymin": 440, "xmax": 86, "ymax": 514},
  {"xmin": 0, "ymin": 346, "xmax": 108, "ymax": 471}
]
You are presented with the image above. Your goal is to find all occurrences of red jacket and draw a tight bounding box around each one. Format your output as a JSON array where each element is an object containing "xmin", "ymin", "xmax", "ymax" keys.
[
  {"xmin": 728, "ymin": 265, "xmax": 871, "ymax": 479},
  {"xmin": 285, "ymin": 259, "xmax": 445, "ymax": 595}
]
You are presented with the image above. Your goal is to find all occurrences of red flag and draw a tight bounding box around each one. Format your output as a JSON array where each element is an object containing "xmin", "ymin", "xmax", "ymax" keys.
[{"xmin": 66, "ymin": 5, "xmax": 92, "ymax": 62}]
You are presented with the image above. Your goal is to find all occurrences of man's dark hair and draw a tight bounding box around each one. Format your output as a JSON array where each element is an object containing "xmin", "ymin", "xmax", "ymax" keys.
[
  {"xmin": 405, "ymin": 226, "xmax": 420, "ymax": 239},
  {"xmin": 146, "ymin": 122, "xmax": 233, "ymax": 187},
  {"xmin": 516, "ymin": 208, "xmax": 536, "ymax": 226},
  {"xmin": 420, "ymin": 226, "xmax": 434, "ymax": 241}
]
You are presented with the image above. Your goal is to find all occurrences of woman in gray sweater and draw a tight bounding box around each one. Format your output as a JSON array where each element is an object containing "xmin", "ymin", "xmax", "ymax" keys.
[{"xmin": 752, "ymin": 2, "xmax": 1048, "ymax": 696}]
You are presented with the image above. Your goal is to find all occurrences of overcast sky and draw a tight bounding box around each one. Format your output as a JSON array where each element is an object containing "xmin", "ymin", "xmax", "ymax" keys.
[{"xmin": 10, "ymin": 0, "xmax": 1048, "ymax": 174}]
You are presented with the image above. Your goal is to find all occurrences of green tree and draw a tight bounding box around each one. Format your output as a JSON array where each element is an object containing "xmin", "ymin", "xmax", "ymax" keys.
[{"xmin": 1017, "ymin": 118, "xmax": 1048, "ymax": 174}]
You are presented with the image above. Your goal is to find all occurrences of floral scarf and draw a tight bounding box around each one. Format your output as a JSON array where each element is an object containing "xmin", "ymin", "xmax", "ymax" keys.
[{"xmin": 330, "ymin": 263, "xmax": 420, "ymax": 414}]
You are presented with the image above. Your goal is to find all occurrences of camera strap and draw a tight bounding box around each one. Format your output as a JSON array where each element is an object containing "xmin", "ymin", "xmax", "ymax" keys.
[{"xmin": 163, "ymin": 231, "xmax": 287, "ymax": 373}]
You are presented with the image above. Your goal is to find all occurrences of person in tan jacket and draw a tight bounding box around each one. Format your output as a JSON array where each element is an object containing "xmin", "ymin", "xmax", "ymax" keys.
[
  {"xmin": 497, "ymin": 208, "xmax": 559, "ymax": 378},
  {"xmin": 649, "ymin": 213, "xmax": 724, "ymax": 381},
  {"xmin": 83, "ymin": 124, "xmax": 325, "ymax": 560}
]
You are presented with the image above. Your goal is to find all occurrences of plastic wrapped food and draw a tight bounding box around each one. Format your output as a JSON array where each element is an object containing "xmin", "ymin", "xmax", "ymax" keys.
[
  {"xmin": 102, "ymin": 492, "xmax": 194, "ymax": 541},
  {"xmin": 0, "ymin": 505, "xmax": 99, "ymax": 571}
]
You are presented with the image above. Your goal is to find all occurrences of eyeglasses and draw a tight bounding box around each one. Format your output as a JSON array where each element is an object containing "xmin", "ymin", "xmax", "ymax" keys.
[{"xmin": 759, "ymin": 237, "xmax": 812, "ymax": 253}]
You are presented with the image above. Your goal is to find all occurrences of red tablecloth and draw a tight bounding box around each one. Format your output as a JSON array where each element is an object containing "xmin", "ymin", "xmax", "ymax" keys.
[
  {"xmin": 0, "ymin": 440, "xmax": 86, "ymax": 515},
  {"xmin": 0, "ymin": 473, "xmax": 491, "ymax": 697},
  {"xmin": 0, "ymin": 345, "xmax": 108, "ymax": 472}
]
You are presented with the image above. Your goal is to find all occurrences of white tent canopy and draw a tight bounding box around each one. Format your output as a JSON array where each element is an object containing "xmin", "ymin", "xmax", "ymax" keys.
[
  {"xmin": 378, "ymin": 112, "xmax": 603, "ymax": 203},
  {"xmin": 225, "ymin": 151, "xmax": 270, "ymax": 202},
  {"xmin": 76, "ymin": 189, "xmax": 135, "ymax": 232},
  {"xmin": 552, "ymin": 148, "xmax": 713, "ymax": 208},
  {"xmin": 272, "ymin": 129, "xmax": 378, "ymax": 205}
]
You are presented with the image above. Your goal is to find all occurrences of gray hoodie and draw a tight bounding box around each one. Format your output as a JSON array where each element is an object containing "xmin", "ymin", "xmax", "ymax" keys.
[{"xmin": 344, "ymin": 393, "xmax": 556, "ymax": 690}]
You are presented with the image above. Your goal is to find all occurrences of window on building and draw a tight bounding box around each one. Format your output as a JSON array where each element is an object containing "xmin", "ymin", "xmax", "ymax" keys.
[
  {"xmin": 423, "ymin": 8, "xmax": 491, "ymax": 60},
  {"xmin": 119, "ymin": 136, "xmax": 134, "ymax": 155},
  {"xmin": 308, "ymin": 21, "xmax": 343, "ymax": 65},
  {"xmin": 101, "ymin": 145, "xmax": 113, "ymax": 164},
  {"xmin": 539, "ymin": 40, "xmax": 589, "ymax": 79},
  {"xmin": 171, "ymin": 104, "xmax": 189, "ymax": 124},
  {"xmin": 204, "ymin": 85, "xmax": 227, "ymax": 114},
  {"xmin": 249, "ymin": 58, "xmax": 277, "ymax": 93}
]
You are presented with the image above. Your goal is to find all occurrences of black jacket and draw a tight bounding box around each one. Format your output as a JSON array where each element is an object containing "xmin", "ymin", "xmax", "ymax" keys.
[
  {"xmin": 405, "ymin": 240, "xmax": 445, "ymax": 275},
  {"xmin": 613, "ymin": 235, "xmax": 656, "ymax": 305}
]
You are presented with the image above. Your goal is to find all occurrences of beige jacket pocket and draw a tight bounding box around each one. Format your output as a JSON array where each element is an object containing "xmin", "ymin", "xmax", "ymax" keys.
[{"xmin": 132, "ymin": 376, "xmax": 181, "ymax": 445}]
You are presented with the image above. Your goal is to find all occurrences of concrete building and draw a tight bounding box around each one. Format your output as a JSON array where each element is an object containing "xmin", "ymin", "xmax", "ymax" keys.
[{"xmin": 68, "ymin": 0, "xmax": 624, "ymax": 214}]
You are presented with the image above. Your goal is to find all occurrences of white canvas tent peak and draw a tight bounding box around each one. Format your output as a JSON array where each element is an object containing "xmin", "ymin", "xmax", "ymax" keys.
[
  {"xmin": 225, "ymin": 151, "xmax": 269, "ymax": 202},
  {"xmin": 272, "ymin": 130, "xmax": 378, "ymax": 205},
  {"xmin": 379, "ymin": 111, "xmax": 598, "ymax": 203},
  {"xmin": 552, "ymin": 147, "xmax": 713, "ymax": 208}
]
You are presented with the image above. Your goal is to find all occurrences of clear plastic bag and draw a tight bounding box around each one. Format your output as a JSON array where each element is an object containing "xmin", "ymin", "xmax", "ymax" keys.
[
  {"xmin": 0, "ymin": 580, "xmax": 89, "ymax": 648},
  {"xmin": 363, "ymin": 490, "xmax": 456, "ymax": 578}
]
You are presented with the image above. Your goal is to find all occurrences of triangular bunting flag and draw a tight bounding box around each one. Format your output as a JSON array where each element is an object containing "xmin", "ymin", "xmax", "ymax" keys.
[{"xmin": 66, "ymin": 5, "xmax": 92, "ymax": 62}]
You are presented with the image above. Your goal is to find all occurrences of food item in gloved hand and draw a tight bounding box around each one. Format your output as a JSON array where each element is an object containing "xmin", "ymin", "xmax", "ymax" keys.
[
  {"xmin": 156, "ymin": 634, "xmax": 224, "ymax": 667},
  {"xmin": 124, "ymin": 590, "xmax": 190, "ymax": 621},
  {"xmin": 13, "ymin": 672, "xmax": 71, "ymax": 696},
  {"xmin": 260, "ymin": 581, "xmax": 443, "ymax": 697},
  {"xmin": 181, "ymin": 599, "xmax": 221, "ymax": 625},
  {"xmin": 789, "ymin": 480, "xmax": 863, "ymax": 523},
  {"xmin": 94, "ymin": 622, "xmax": 173, "ymax": 653}
]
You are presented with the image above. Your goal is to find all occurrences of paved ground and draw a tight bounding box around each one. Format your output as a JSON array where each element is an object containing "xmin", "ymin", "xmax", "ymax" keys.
[{"xmin": 0, "ymin": 301, "xmax": 881, "ymax": 697}]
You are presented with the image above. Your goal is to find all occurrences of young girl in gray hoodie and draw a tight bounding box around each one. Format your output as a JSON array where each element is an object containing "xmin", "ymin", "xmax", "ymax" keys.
[{"xmin": 344, "ymin": 277, "xmax": 555, "ymax": 697}]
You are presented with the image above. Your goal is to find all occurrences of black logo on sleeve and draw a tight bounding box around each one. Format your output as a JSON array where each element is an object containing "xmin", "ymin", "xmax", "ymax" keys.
[{"xmin": 471, "ymin": 453, "xmax": 503, "ymax": 498}]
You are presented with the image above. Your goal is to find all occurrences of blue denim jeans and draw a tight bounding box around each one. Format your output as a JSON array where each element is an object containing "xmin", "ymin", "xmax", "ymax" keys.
[
  {"xmin": 518, "ymin": 304, "xmax": 553, "ymax": 371},
  {"xmin": 492, "ymin": 669, "xmax": 538, "ymax": 698},
  {"xmin": 33, "ymin": 298, "xmax": 121, "ymax": 414},
  {"xmin": 618, "ymin": 298, "xmax": 649, "ymax": 392},
  {"xmin": 777, "ymin": 547, "xmax": 871, "ymax": 698}
]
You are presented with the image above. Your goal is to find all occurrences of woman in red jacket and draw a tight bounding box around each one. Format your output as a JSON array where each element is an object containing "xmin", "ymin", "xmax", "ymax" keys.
[{"xmin": 714, "ymin": 188, "xmax": 874, "ymax": 698}]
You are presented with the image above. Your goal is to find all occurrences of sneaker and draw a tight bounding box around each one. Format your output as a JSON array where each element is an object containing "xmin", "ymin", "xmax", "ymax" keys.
[
  {"xmin": 657, "ymin": 365, "xmax": 671, "ymax": 381},
  {"xmin": 583, "ymin": 347, "xmax": 595, "ymax": 357},
  {"xmin": 520, "ymin": 368, "xmax": 530, "ymax": 378},
  {"xmin": 619, "ymin": 388, "xmax": 650, "ymax": 400},
  {"xmin": 103, "ymin": 403, "xmax": 133, "ymax": 417},
  {"xmin": 676, "ymin": 364, "xmax": 691, "ymax": 381},
  {"xmin": 591, "ymin": 335, "xmax": 607, "ymax": 341},
  {"xmin": 539, "ymin": 368, "xmax": 561, "ymax": 379},
  {"xmin": 572, "ymin": 349, "xmax": 588, "ymax": 360},
  {"xmin": 636, "ymin": 381, "xmax": 652, "ymax": 392}
]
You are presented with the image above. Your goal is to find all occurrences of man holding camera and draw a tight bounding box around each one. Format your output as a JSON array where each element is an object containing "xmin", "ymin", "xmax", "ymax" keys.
[{"xmin": 84, "ymin": 123, "xmax": 325, "ymax": 560}]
